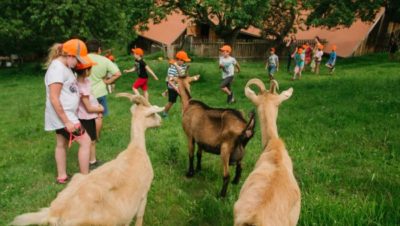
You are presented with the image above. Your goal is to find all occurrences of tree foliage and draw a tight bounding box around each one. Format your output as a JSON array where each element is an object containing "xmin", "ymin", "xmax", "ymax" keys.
[
  {"xmin": 0, "ymin": 0, "xmax": 162, "ymax": 55},
  {"xmin": 302, "ymin": 0, "xmax": 385, "ymax": 28},
  {"xmin": 165, "ymin": 0, "xmax": 272, "ymax": 44}
]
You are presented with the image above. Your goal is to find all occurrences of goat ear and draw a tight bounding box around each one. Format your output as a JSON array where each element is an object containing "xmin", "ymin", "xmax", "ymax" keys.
[
  {"xmin": 144, "ymin": 106, "xmax": 165, "ymax": 117},
  {"xmin": 278, "ymin": 88, "xmax": 293, "ymax": 103}
]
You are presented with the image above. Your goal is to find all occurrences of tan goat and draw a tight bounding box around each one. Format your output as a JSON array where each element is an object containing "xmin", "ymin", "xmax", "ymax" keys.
[
  {"xmin": 11, "ymin": 94, "xmax": 164, "ymax": 226},
  {"xmin": 234, "ymin": 79, "xmax": 301, "ymax": 226}
]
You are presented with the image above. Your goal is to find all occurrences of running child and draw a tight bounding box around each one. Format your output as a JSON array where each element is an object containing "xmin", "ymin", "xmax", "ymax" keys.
[
  {"xmin": 291, "ymin": 47, "xmax": 305, "ymax": 80},
  {"xmin": 219, "ymin": 45, "xmax": 240, "ymax": 104},
  {"xmin": 265, "ymin": 47, "xmax": 279, "ymax": 81},
  {"xmin": 325, "ymin": 45, "xmax": 337, "ymax": 74},
  {"xmin": 124, "ymin": 48, "xmax": 159, "ymax": 100}
]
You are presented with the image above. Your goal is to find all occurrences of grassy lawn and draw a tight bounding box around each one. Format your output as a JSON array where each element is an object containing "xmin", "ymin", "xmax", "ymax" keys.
[{"xmin": 0, "ymin": 53, "xmax": 399, "ymax": 225}]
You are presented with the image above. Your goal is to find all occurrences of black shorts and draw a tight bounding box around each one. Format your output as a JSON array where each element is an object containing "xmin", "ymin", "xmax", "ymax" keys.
[
  {"xmin": 168, "ymin": 86, "xmax": 179, "ymax": 103},
  {"xmin": 79, "ymin": 119, "xmax": 97, "ymax": 141},
  {"xmin": 220, "ymin": 76, "xmax": 234, "ymax": 89},
  {"xmin": 55, "ymin": 126, "xmax": 86, "ymax": 140}
]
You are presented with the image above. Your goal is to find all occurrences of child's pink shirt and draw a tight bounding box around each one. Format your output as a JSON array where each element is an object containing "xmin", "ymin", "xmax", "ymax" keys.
[{"xmin": 77, "ymin": 78, "xmax": 99, "ymax": 120}]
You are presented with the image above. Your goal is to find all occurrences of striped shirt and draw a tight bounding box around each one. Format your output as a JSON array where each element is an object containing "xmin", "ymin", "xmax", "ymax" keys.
[{"xmin": 165, "ymin": 64, "xmax": 187, "ymax": 89}]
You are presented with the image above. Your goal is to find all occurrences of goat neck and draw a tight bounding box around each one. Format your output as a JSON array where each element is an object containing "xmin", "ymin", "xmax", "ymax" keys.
[
  {"xmin": 176, "ymin": 77, "xmax": 192, "ymax": 112},
  {"xmin": 128, "ymin": 119, "xmax": 146, "ymax": 151},
  {"xmin": 258, "ymin": 102, "xmax": 279, "ymax": 147}
]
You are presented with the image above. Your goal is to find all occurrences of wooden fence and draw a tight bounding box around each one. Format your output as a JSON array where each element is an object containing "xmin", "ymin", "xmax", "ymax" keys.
[{"xmin": 182, "ymin": 38, "xmax": 325, "ymax": 59}]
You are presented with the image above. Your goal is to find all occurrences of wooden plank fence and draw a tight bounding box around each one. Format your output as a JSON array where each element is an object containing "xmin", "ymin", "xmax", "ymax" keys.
[{"xmin": 181, "ymin": 38, "xmax": 326, "ymax": 59}]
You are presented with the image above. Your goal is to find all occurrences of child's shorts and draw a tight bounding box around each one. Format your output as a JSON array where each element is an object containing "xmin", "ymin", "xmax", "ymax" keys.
[
  {"xmin": 220, "ymin": 76, "xmax": 234, "ymax": 88},
  {"xmin": 79, "ymin": 118, "xmax": 97, "ymax": 141},
  {"xmin": 294, "ymin": 65, "xmax": 303, "ymax": 74},
  {"xmin": 268, "ymin": 65, "xmax": 277, "ymax": 75},
  {"xmin": 55, "ymin": 126, "xmax": 86, "ymax": 141},
  {"xmin": 133, "ymin": 77, "xmax": 148, "ymax": 91},
  {"xmin": 168, "ymin": 87, "xmax": 179, "ymax": 103}
]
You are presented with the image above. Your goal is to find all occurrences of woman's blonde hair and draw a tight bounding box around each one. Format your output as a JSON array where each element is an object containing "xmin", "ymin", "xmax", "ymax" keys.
[{"xmin": 45, "ymin": 43, "xmax": 65, "ymax": 68}]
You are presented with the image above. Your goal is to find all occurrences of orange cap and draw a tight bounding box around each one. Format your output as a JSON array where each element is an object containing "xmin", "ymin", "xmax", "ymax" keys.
[
  {"xmin": 75, "ymin": 55, "xmax": 97, "ymax": 70},
  {"xmin": 317, "ymin": 44, "xmax": 324, "ymax": 50},
  {"xmin": 302, "ymin": 44, "xmax": 308, "ymax": 49},
  {"xmin": 106, "ymin": 55, "xmax": 115, "ymax": 62},
  {"xmin": 175, "ymin": 50, "xmax": 191, "ymax": 62},
  {"xmin": 297, "ymin": 47, "xmax": 304, "ymax": 54},
  {"xmin": 331, "ymin": 45, "xmax": 337, "ymax": 51},
  {"xmin": 62, "ymin": 39, "xmax": 88, "ymax": 63},
  {"xmin": 131, "ymin": 48, "xmax": 144, "ymax": 56},
  {"xmin": 220, "ymin": 45, "xmax": 232, "ymax": 53},
  {"xmin": 270, "ymin": 47, "xmax": 275, "ymax": 52}
]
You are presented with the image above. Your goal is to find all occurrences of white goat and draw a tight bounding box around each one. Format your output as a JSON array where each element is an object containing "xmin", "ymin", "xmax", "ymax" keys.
[
  {"xmin": 234, "ymin": 79, "xmax": 301, "ymax": 226},
  {"xmin": 11, "ymin": 93, "xmax": 164, "ymax": 226}
]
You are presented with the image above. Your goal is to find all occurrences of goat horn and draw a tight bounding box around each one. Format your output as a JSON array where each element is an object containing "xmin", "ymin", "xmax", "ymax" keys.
[
  {"xmin": 269, "ymin": 79, "xmax": 279, "ymax": 94},
  {"xmin": 116, "ymin": 93, "xmax": 151, "ymax": 106},
  {"xmin": 245, "ymin": 78, "xmax": 266, "ymax": 93}
]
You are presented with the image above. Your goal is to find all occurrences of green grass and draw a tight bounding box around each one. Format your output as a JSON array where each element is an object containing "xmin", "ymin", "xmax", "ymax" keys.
[{"xmin": 0, "ymin": 53, "xmax": 399, "ymax": 225}]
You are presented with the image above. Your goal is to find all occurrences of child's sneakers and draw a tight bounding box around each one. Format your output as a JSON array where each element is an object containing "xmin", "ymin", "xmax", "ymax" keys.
[{"xmin": 227, "ymin": 92, "xmax": 235, "ymax": 104}]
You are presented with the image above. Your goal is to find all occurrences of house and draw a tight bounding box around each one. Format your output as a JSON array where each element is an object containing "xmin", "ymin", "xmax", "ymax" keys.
[{"xmin": 134, "ymin": 8, "xmax": 397, "ymax": 58}]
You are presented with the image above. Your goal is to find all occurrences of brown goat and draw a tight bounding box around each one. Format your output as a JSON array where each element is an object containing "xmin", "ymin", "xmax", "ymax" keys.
[
  {"xmin": 234, "ymin": 79, "xmax": 300, "ymax": 226},
  {"xmin": 11, "ymin": 94, "xmax": 164, "ymax": 226},
  {"xmin": 175, "ymin": 75, "xmax": 256, "ymax": 197}
]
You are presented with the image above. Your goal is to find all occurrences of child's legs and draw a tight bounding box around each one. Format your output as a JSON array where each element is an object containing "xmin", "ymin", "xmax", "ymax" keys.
[
  {"xmin": 132, "ymin": 87, "xmax": 140, "ymax": 95},
  {"xmin": 315, "ymin": 62, "xmax": 320, "ymax": 74},
  {"xmin": 90, "ymin": 141, "xmax": 96, "ymax": 163},
  {"xmin": 164, "ymin": 88, "xmax": 178, "ymax": 113},
  {"xmin": 164, "ymin": 102, "xmax": 174, "ymax": 113},
  {"xmin": 75, "ymin": 132, "xmax": 91, "ymax": 174},
  {"xmin": 55, "ymin": 133, "xmax": 68, "ymax": 179},
  {"xmin": 80, "ymin": 119, "xmax": 97, "ymax": 163},
  {"xmin": 142, "ymin": 81, "xmax": 149, "ymax": 100},
  {"xmin": 220, "ymin": 77, "xmax": 233, "ymax": 94}
]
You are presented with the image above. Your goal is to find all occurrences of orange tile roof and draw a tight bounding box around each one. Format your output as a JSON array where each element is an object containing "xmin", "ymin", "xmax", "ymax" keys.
[
  {"xmin": 138, "ymin": 12, "xmax": 189, "ymax": 46},
  {"xmin": 295, "ymin": 8, "xmax": 385, "ymax": 57}
]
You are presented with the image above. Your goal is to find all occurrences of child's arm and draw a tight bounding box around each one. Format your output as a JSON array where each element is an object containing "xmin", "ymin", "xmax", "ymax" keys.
[
  {"xmin": 235, "ymin": 61, "xmax": 241, "ymax": 73},
  {"xmin": 145, "ymin": 65, "xmax": 159, "ymax": 80},
  {"xmin": 167, "ymin": 76, "xmax": 180, "ymax": 94},
  {"xmin": 81, "ymin": 96, "xmax": 104, "ymax": 113},
  {"xmin": 276, "ymin": 58, "xmax": 279, "ymax": 71},
  {"xmin": 173, "ymin": 63, "xmax": 184, "ymax": 77},
  {"xmin": 123, "ymin": 66, "xmax": 136, "ymax": 73}
]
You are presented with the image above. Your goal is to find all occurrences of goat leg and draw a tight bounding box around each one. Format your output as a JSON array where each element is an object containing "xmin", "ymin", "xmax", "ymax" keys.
[
  {"xmin": 220, "ymin": 150, "xmax": 231, "ymax": 197},
  {"xmin": 196, "ymin": 146, "xmax": 203, "ymax": 172},
  {"xmin": 134, "ymin": 196, "xmax": 148, "ymax": 226},
  {"xmin": 232, "ymin": 161, "xmax": 242, "ymax": 184},
  {"xmin": 186, "ymin": 138, "xmax": 195, "ymax": 177}
]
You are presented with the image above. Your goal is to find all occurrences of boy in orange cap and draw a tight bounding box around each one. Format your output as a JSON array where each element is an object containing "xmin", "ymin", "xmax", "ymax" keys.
[
  {"xmin": 265, "ymin": 47, "xmax": 279, "ymax": 81},
  {"xmin": 313, "ymin": 44, "xmax": 324, "ymax": 75},
  {"xmin": 124, "ymin": 47, "xmax": 159, "ymax": 100},
  {"xmin": 219, "ymin": 45, "xmax": 240, "ymax": 104},
  {"xmin": 161, "ymin": 50, "xmax": 191, "ymax": 117},
  {"xmin": 291, "ymin": 46, "xmax": 305, "ymax": 80},
  {"xmin": 75, "ymin": 58, "xmax": 104, "ymax": 170},
  {"xmin": 325, "ymin": 45, "xmax": 337, "ymax": 74}
]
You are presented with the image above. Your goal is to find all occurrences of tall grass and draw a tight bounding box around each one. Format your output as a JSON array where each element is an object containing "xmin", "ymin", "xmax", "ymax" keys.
[{"xmin": 0, "ymin": 53, "xmax": 399, "ymax": 225}]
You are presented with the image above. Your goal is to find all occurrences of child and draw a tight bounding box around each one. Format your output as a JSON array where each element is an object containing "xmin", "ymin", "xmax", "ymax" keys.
[
  {"xmin": 265, "ymin": 47, "xmax": 279, "ymax": 81},
  {"xmin": 291, "ymin": 47, "xmax": 305, "ymax": 80},
  {"xmin": 313, "ymin": 44, "xmax": 324, "ymax": 75},
  {"xmin": 304, "ymin": 43, "xmax": 313, "ymax": 71},
  {"xmin": 219, "ymin": 45, "xmax": 240, "ymax": 104},
  {"xmin": 124, "ymin": 48, "xmax": 159, "ymax": 100},
  {"xmin": 161, "ymin": 51, "xmax": 191, "ymax": 117},
  {"xmin": 325, "ymin": 45, "xmax": 337, "ymax": 74},
  {"xmin": 75, "ymin": 58, "xmax": 104, "ymax": 170},
  {"xmin": 44, "ymin": 39, "xmax": 92, "ymax": 183}
]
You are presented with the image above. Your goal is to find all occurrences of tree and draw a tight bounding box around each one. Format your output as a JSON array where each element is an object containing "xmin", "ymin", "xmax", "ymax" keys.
[
  {"xmin": 166, "ymin": 0, "xmax": 272, "ymax": 45},
  {"xmin": 302, "ymin": 0, "xmax": 385, "ymax": 28},
  {"xmin": 0, "ymin": 0, "xmax": 162, "ymax": 56}
]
